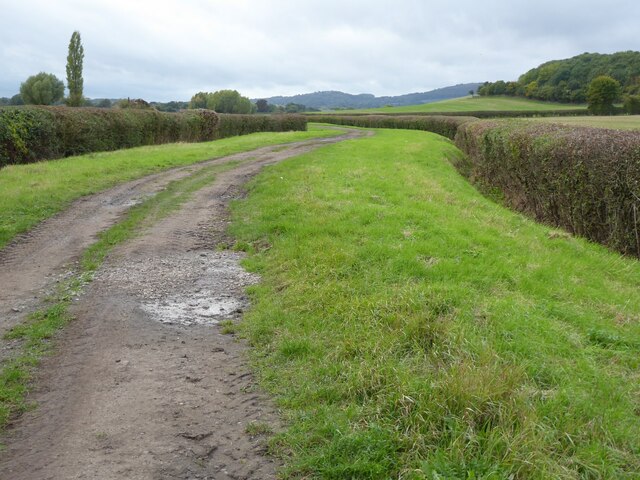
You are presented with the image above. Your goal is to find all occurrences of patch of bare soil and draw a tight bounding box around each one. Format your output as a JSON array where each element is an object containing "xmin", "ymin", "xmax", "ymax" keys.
[{"xmin": 0, "ymin": 129, "xmax": 367, "ymax": 479}]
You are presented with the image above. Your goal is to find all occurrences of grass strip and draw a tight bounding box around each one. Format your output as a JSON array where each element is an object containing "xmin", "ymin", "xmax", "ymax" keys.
[
  {"xmin": 230, "ymin": 129, "xmax": 640, "ymax": 479},
  {"xmin": 0, "ymin": 125, "xmax": 341, "ymax": 250}
]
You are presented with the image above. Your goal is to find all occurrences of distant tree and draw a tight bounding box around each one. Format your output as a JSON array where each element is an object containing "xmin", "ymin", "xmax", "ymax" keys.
[
  {"xmin": 623, "ymin": 94, "xmax": 640, "ymax": 114},
  {"xmin": 587, "ymin": 75, "xmax": 621, "ymax": 115},
  {"xmin": 524, "ymin": 81, "xmax": 539, "ymax": 98},
  {"xmin": 20, "ymin": 72, "xmax": 65, "ymax": 105},
  {"xmin": 477, "ymin": 82, "xmax": 490, "ymax": 96},
  {"xmin": 66, "ymin": 31, "xmax": 84, "ymax": 106},
  {"xmin": 505, "ymin": 81, "xmax": 519, "ymax": 96},
  {"xmin": 9, "ymin": 94, "xmax": 24, "ymax": 105},
  {"xmin": 468, "ymin": 89, "xmax": 474, "ymax": 97},
  {"xmin": 285, "ymin": 102, "xmax": 307, "ymax": 113},
  {"xmin": 96, "ymin": 98, "xmax": 112, "ymax": 108},
  {"xmin": 189, "ymin": 90, "xmax": 255, "ymax": 113},
  {"xmin": 116, "ymin": 98, "xmax": 154, "ymax": 110},
  {"xmin": 0, "ymin": 97, "xmax": 9, "ymax": 106},
  {"xmin": 256, "ymin": 99, "xmax": 269, "ymax": 113},
  {"xmin": 151, "ymin": 100, "xmax": 188, "ymax": 112},
  {"xmin": 189, "ymin": 91, "xmax": 209, "ymax": 109},
  {"xmin": 207, "ymin": 90, "xmax": 254, "ymax": 113}
]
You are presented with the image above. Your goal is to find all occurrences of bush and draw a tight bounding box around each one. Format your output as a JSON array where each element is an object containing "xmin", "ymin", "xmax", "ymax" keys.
[
  {"xmin": 0, "ymin": 107, "xmax": 306, "ymax": 167},
  {"xmin": 587, "ymin": 76, "xmax": 621, "ymax": 115},
  {"xmin": 309, "ymin": 115, "xmax": 477, "ymax": 139},
  {"xmin": 20, "ymin": 72, "xmax": 65, "ymax": 105},
  {"xmin": 455, "ymin": 120, "xmax": 640, "ymax": 256},
  {"xmin": 624, "ymin": 95, "xmax": 640, "ymax": 114}
]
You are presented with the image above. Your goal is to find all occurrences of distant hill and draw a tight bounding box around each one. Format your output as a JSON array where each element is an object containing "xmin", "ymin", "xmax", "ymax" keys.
[
  {"xmin": 257, "ymin": 83, "xmax": 482, "ymax": 110},
  {"xmin": 479, "ymin": 51, "xmax": 640, "ymax": 103}
]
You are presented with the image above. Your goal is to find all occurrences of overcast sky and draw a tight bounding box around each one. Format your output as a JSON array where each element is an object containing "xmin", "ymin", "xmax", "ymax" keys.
[{"xmin": 1, "ymin": 0, "xmax": 638, "ymax": 101}]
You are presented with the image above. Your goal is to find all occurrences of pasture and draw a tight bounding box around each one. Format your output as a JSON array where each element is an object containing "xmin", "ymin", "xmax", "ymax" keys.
[
  {"xmin": 231, "ymin": 128, "xmax": 640, "ymax": 478},
  {"xmin": 529, "ymin": 115, "xmax": 640, "ymax": 130},
  {"xmin": 326, "ymin": 95, "xmax": 586, "ymax": 114}
]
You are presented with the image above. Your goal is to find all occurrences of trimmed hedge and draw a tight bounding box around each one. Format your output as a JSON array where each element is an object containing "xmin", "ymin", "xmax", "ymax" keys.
[
  {"xmin": 309, "ymin": 115, "xmax": 477, "ymax": 140},
  {"xmin": 215, "ymin": 114, "xmax": 307, "ymax": 139},
  {"xmin": 0, "ymin": 106, "xmax": 306, "ymax": 167},
  {"xmin": 455, "ymin": 120, "xmax": 640, "ymax": 257}
]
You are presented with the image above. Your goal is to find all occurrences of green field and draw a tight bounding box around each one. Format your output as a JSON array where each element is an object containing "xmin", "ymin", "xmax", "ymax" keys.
[
  {"xmin": 231, "ymin": 129, "xmax": 640, "ymax": 478},
  {"xmin": 529, "ymin": 115, "xmax": 640, "ymax": 130},
  {"xmin": 0, "ymin": 126, "xmax": 341, "ymax": 250},
  {"xmin": 327, "ymin": 95, "xmax": 586, "ymax": 114}
]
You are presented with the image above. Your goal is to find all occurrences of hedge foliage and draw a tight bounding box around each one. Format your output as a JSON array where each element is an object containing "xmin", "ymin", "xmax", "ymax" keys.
[
  {"xmin": 455, "ymin": 120, "xmax": 640, "ymax": 257},
  {"xmin": 0, "ymin": 106, "xmax": 306, "ymax": 167},
  {"xmin": 215, "ymin": 114, "xmax": 306, "ymax": 140},
  {"xmin": 310, "ymin": 115, "xmax": 477, "ymax": 140}
]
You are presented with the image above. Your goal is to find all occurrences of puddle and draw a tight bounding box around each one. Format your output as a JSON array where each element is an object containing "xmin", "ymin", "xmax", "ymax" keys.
[
  {"xmin": 142, "ymin": 295, "xmax": 243, "ymax": 326},
  {"xmin": 97, "ymin": 250, "xmax": 259, "ymax": 327}
]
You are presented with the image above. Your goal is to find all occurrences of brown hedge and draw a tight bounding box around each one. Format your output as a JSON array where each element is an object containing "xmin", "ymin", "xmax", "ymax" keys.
[
  {"xmin": 455, "ymin": 120, "xmax": 640, "ymax": 256},
  {"xmin": 309, "ymin": 115, "xmax": 477, "ymax": 140},
  {"xmin": 0, "ymin": 107, "xmax": 306, "ymax": 167}
]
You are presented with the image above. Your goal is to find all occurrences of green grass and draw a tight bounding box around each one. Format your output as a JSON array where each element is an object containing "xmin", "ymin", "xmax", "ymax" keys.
[
  {"xmin": 325, "ymin": 96, "xmax": 586, "ymax": 114},
  {"xmin": 528, "ymin": 115, "xmax": 640, "ymax": 130},
  {"xmin": 230, "ymin": 129, "xmax": 640, "ymax": 479},
  {"xmin": 0, "ymin": 126, "xmax": 341, "ymax": 250}
]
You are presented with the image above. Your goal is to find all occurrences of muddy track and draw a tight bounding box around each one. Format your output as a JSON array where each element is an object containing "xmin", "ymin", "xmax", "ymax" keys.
[
  {"xmin": 0, "ymin": 129, "xmax": 361, "ymax": 339},
  {"xmin": 0, "ymin": 128, "xmax": 368, "ymax": 479}
]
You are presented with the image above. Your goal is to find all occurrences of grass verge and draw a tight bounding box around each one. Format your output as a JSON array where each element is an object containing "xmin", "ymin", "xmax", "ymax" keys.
[
  {"xmin": 230, "ymin": 129, "xmax": 640, "ymax": 478},
  {"xmin": 0, "ymin": 125, "xmax": 341, "ymax": 250}
]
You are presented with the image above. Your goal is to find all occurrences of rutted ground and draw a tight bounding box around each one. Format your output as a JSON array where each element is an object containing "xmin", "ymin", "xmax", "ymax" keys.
[{"xmin": 0, "ymin": 128, "xmax": 367, "ymax": 479}]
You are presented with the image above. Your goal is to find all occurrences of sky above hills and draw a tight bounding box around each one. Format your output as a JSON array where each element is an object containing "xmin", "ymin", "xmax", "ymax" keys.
[{"xmin": 1, "ymin": 0, "xmax": 638, "ymax": 102}]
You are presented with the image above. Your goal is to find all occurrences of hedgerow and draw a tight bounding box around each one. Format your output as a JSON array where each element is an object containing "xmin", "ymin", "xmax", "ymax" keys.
[
  {"xmin": 310, "ymin": 115, "xmax": 477, "ymax": 139},
  {"xmin": 215, "ymin": 114, "xmax": 306, "ymax": 139},
  {"xmin": 0, "ymin": 107, "xmax": 306, "ymax": 167},
  {"xmin": 455, "ymin": 120, "xmax": 640, "ymax": 256}
]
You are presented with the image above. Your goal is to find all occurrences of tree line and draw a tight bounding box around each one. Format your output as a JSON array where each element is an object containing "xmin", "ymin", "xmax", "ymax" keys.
[
  {"xmin": 6, "ymin": 32, "xmax": 310, "ymax": 114},
  {"xmin": 477, "ymin": 51, "xmax": 640, "ymax": 114}
]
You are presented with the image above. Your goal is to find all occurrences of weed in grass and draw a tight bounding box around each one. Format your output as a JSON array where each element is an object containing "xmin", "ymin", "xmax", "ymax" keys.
[
  {"xmin": 245, "ymin": 421, "xmax": 273, "ymax": 436},
  {"xmin": 219, "ymin": 320, "xmax": 237, "ymax": 335}
]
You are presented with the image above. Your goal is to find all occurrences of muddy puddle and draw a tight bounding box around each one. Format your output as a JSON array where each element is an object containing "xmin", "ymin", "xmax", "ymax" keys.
[{"xmin": 96, "ymin": 250, "xmax": 259, "ymax": 327}]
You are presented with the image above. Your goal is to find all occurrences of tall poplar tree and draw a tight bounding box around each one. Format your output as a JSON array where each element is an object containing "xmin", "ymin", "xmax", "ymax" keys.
[{"xmin": 66, "ymin": 31, "xmax": 84, "ymax": 106}]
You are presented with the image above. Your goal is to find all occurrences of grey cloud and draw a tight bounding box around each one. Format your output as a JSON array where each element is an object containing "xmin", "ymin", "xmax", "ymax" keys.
[{"xmin": 1, "ymin": 0, "xmax": 637, "ymax": 101}]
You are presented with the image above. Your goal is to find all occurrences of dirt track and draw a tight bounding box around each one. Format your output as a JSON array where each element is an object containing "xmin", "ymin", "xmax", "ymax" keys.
[{"xmin": 0, "ymin": 129, "xmax": 366, "ymax": 479}]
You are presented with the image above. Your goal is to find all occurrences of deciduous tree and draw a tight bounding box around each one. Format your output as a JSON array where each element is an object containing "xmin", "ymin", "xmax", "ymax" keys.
[
  {"xmin": 587, "ymin": 75, "xmax": 621, "ymax": 115},
  {"xmin": 20, "ymin": 72, "xmax": 65, "ymax": 105}
]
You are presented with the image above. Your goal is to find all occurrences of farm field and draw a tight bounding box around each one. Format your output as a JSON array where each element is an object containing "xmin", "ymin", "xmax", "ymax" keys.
[
  {"xmin": 0, "ymin": 125, "xmax": 342, "ymax": 250},
  {"xmin": 231, "ymin": 128, "xmax": 640, "ymax": 478},
  {"xmin": 529, "ymin": 115, "xmax": 640, "ymax": 130},
  {"xmin": 325, "ymin": 95, "xmax": 586, "ymax": 114}
]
